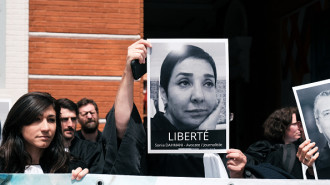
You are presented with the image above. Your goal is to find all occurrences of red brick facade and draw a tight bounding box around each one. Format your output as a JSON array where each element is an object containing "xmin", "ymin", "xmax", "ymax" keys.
[
  {"xmin": 29, "ymin": 0, "xmax": 145, "ymax": 130},
  {"xmin": 29, "ymin": 0, "xmax": 142, "ymax": 34}
]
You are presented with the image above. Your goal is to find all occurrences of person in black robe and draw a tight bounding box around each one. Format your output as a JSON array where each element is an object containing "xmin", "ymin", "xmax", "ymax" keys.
[
  {"xmin": 57, "ymin": 98, "xmax": 104, "ymax": 174},
  {"xmin": 105, "ymin": 39, "xmax": 297, "ymax": 179}
]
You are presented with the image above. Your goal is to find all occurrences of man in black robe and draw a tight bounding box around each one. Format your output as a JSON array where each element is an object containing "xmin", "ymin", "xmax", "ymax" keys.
[{"xmin": 57, "ymin": 98, "xmax": 104, "ymax": 173}]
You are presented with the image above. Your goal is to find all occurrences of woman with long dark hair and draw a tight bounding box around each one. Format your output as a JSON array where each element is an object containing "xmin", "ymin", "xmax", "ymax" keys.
[{"xmin": 0, "ymin": 92, "xmax": 88, "ymax": 180}]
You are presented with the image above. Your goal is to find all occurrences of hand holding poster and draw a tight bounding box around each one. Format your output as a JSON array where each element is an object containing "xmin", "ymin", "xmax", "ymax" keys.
[
  {"xmin": 293, "ymin": 79, "xmax": 330, "ymax": 179},
  {"xmin": 147, "ymin": 39, "xmax": 229, "ymax": 154}
]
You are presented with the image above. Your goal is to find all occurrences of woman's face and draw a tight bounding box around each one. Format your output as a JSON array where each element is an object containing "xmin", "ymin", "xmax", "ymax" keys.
[
  {"xmin": 284, "ymin": 113, "xmax": 301, "ymax": 144},
  {"xmin": 162, "ymin": 57, "xmax": 217, "ymax": 129},
  {"xmin": 22, "ymin": 105, "xmax": 57, "ymax": 152}
]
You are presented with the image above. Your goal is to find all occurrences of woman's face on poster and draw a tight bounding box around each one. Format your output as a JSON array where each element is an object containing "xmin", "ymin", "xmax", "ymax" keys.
[{"xmin": 162, "ymin": 57, "xmax": 217, "ymax": 130}]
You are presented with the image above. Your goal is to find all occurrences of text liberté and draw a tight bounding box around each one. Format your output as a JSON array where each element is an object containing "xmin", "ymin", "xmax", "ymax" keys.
[{"xmin": 168, "ymin": 131, "xmax": 209, "ymax": 141}]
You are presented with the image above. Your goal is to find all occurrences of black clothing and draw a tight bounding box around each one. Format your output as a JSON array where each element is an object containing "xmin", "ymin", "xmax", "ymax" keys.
[
  {"xmin": 147, "ymin": 153, "xmax": 206, "ymax": 177},
  {"xmin": 42, "ymin": 154, "xmax": 87, "ymax": 173},
  {"xmin": 75, "ymin": 129, "xmax": 106, "ymax": 153},
  {"xmin": 68, "ymin": 155, "xmax": 88, "ymax": 172},
  {"xmin": 151, "ymin": 112, "xmax": 177, "ymax": 131},
  {"xmin": 151, "ymin": 112, "xmax": 226, "ymax": 151},
  {"xmin": 103, "ymin": 104, "xmax": 297, "ymax": 179},
  {"xmin": 75, "ymin": 127, "xmax": 106, "ymax": 172},
  {"xmin": 149, "ymin": 111, "xmax": 208, "ymax": 177},
  {"xmin": 102, "ymin": 106, "xmax": 208, "ymax": 177},
  {"xmin": 149, "ymin": 112, "xmax": 297, "ymax": 178},
  {"xmin": 265, "ymin": 142, "xmax": 304, "ymax": 179},
  {"xmin": 102, "ymin": 105, "xmax": 146, "ymax": 175},
  {"xmin": 244, "ymin": 163, "xmax": 296, "ymax": 179},
  {"xmin": 315, "ymin": 143, "xmax": 330, "ymax": 179},
  {"xmin": 69, "ymin": 137, "xmax": 104, "ymax": 173},
  {"xmin": 245, "ymin": 140, "xmax": 283, "ymax": 165},
  {"xmin": 75, "ymin": 130, "xmax": 103, "ymax": 144},
  {"xmin": 73, "ymin": 105, "xmax": 146, "ymax": 175},
  {"xmin": 247, "ymin": 139, "xmax": 313, "ymax": 179}
]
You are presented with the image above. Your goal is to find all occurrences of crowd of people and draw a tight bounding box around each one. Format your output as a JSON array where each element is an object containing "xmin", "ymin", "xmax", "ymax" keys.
[{"xmin": 0, "ymin": 39, "xmax": 327, "ymax": 181}]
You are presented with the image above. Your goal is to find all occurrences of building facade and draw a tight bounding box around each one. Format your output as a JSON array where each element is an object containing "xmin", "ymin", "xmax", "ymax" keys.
[{"xmin": 1, "ymin": 0, "xmax": 145, "ymax": 129}]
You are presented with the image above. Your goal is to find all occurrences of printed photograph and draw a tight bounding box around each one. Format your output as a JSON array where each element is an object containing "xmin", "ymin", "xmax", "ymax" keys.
[
  {"xmin": 293, "ymin": 79, "xmax": 330, "ymax": 179},
  {"xmin": 147, "ymin": 39, "xmax": 229, "ymax": 153}
]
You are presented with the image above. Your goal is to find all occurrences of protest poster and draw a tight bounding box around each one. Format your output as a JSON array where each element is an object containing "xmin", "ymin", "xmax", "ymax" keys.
[
  {"xmin": 147, "ymin": 39, "xmax": 229, "ymax": 153},
  {"xmin": 293, "ymin": 79, "xmax": 330, "ymax": 179}
]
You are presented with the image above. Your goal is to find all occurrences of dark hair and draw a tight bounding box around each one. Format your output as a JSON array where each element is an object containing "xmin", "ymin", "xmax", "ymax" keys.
[
  {"xmin": 263, "ymin": 107, "xmax": 300, "ymax": 143},
  {"xmin": 77, "ymin": 98, "xmax": 99, "ymax": 114},
  {"xmin": 0, "ymin": 92, "xmax": 69, "ymax": 173},
  {"xmin": 160, "ymin": 45, "xmax": 217, "ymax": 95},
  {"xmin": 56, "ymin": 98, "xmax": 78, "ymax": 116}
]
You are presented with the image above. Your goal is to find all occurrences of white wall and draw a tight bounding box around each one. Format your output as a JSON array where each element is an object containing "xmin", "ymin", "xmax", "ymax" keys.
[
  {"xmin": 0, "ymin": 0, "xmax": 5, "ymax": 89},
  {"xmin": 0, "ymin": 0, "xmax": 29, "ymax": 111}
]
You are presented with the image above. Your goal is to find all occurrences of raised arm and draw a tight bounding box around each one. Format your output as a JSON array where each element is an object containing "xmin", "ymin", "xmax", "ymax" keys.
[{"xmin": 115, "ymin": 39, "xmax": 152, "ymax": 139}]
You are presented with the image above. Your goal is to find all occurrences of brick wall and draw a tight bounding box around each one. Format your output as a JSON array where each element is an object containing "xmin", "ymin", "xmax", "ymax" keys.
[
  {"xmin": 29, "ymin": 0, "xmax": 145, "ymax": 130},
  {"xmin": 29, "ymin": 38, "xmax": 135, "ymax": 76},
  {"xmin": 29, "ymin": 0, "xmax": 142, "ymax": 34},
  {"xmin": 29, "ymin": 79, "xmax": 144, "ymax": 119}
]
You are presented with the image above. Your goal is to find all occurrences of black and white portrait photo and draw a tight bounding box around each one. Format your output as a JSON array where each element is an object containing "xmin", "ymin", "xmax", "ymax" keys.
[
  {"xmin": 293, "ymin": 79, "xmax": 330, "ymax": 179},
  {"xmin": 147, "ymin": 39, "xmax": 229, "ymax": 153}
]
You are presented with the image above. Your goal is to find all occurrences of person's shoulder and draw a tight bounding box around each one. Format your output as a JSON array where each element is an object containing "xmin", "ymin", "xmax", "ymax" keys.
[
  {"xmin": 254, "ymin": 140, "xmax": 273, "ymax": 146},
  {"xmin": 71, "ymin": 137, "xmax": 99, "ymax": 152},
  {"xmin": 245, "ymin": 140, "xmax": 280, "ymax": 165},
  {"xmin": 246, "ymin": 140, "xmax": 274, "ymax": 152},
  {"xmin": 151, "ymin": 112, "xmax": 177, "ymax": 131},
  {"xmin": 75, "ymin": 130, "xmax": 84, "ymax": 139},
  {"xmin": 77, "ymin": 137, "xmax": 98, "ymax": 147}
]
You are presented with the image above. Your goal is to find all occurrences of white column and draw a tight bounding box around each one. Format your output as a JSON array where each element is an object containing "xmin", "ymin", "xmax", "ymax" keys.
[{"xmin": 0, "ymin": 0, "xmax": 29, "ymax": 124}]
